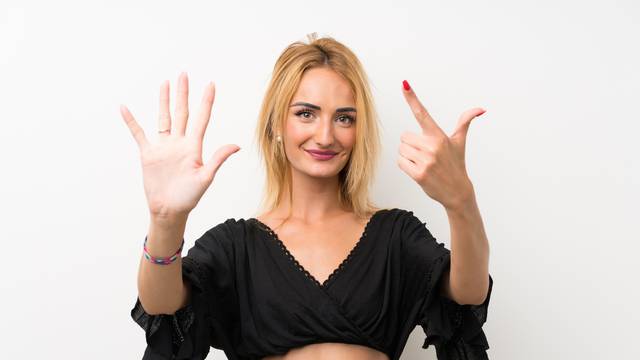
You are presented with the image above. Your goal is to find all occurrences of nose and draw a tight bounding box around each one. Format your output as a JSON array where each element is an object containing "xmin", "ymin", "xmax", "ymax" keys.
[{"xmin": 313, "ymin": 116, "xmax": 335, "ymax": 147}]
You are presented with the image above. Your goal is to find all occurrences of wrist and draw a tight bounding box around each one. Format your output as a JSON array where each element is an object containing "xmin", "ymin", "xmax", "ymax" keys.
[
  {"xmin": 146, "ymin": 214, "xmax": 188, "ymax": 258},
  {"xmin": 445, "ymin": 186, "xmax": 478, "ymax": 217},
  {"xmin": 150, "ymin": 212, "xmax": 189, "ymax": 227}
]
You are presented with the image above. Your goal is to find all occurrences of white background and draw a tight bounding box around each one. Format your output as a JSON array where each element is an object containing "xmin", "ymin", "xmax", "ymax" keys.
[{"xmin": 1, "ymin": 0, "xmax": 638, "ymax": 359}]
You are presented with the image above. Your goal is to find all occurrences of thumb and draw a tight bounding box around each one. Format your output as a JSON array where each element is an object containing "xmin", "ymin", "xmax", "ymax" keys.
[
  {"xmin": 451, "ymin": 108, "xmax": 486, "ymax": 152},
  {"xmin": 203, "ymin": 144, "xmax": 241, "ymax": 183}
]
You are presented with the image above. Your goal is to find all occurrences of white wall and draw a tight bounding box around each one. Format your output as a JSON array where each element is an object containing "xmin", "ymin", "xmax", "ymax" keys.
[{"xmin": 1, "ymin": 0, "xmax": 638, "ymax": 358}]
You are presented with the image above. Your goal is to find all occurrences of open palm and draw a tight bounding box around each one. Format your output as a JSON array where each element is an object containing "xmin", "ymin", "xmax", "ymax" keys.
[{"xmin": 120, "ymin": 72, "xmax": 240, "ymax": 218}]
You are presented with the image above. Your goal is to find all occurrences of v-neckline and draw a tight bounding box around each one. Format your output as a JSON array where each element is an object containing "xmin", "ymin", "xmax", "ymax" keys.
[{"xmin": 249, "ymin": 209, "xmax": 384, "ymax": 290}]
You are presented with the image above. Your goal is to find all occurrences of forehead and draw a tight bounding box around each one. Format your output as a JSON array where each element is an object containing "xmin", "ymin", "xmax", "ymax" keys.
[{"xmin": 292, "ymin": 67, "xmax": 355, "ymax": 106}]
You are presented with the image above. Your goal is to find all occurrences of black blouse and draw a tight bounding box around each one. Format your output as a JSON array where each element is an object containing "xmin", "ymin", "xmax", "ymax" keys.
[{"xmin": 130, "ymin": 207, "xmax": 494, "ymax": 360}]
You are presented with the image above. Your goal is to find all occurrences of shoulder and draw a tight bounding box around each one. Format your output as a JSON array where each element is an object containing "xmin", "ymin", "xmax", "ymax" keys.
[
  {"xmin": 370, "ymin": 207, "xmax": 410, "ymax": 221},
  {"xmin": 381, "ymin": 208, "xmax": 441, "ymax": 248},
  {"xmin": 206, "ymin": 217, "xmax": 251, "ymax": 235},
  {"xmin": 368, "ymin": 208, "xmax": 433, "ymax": 248},
  {"xmin": 194, "ymin": 217, "xmax": 254, "ymax": 249},
  {"xmin": 375, "ymin": 207, "xmax": 424, "ymax": 231}
]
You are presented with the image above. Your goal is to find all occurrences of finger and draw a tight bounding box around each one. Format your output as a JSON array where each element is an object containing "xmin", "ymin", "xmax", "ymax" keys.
[
  {"xmin": 400, "ymin": 131, "xmax": 427, "ymax": 152},
  {"xmin": 191, "ymin": 81, "xmax": 216, "ymax": 143},
  {"xmin": 451, "ymin": 107, "xmax": 486, "ymax": 160},
  {"xmin": 399, "ymin": 142, "xmax": 425, "ymax": 166},
  {"xmin": 452, "ymin": 107, "xmax": 486, "ymax": 140},
  {"xmin": 174, "ymin": 72, "xmax": 189, "ymax": 136},
  {"xmin": 120, "ymin": 105, "xmax": 149, "ymax": 150},
  {"xmin": 202, "ymin": 144, "xmax": 241, "ymax": 183},
  {"xmin": 397, "ymin": 154, "xmax": 419, "ymax": 179},
  {"xmin": 401, "ymin": 80, "xmax": 443, "ymax": 136},
  {"xmin": 158, "ymin": 80, "xmax": 171, "ymax": 136}
]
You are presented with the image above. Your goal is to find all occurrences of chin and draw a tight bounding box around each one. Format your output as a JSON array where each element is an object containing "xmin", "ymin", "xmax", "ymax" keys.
[
  {"xmin": 307, "ymin": 171, "xmax": 340, "ymax": 178},
  {"xmin": 306, "ymin": 163, "xmax": 348, "ymax": 178},
  {"xmin": 289, "ymin": 162, "xmax": 342, "ymax": 179}
]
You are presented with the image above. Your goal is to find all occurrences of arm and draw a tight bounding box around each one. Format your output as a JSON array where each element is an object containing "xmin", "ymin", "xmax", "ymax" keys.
[
  {"xmin": 397, "ymin": 79, "xmax": 490, "ymax": 306},
  {"xmin": 440, "ymin": 188, "xmax": 490, "ymax": 305},
  {"xmin": 137, "ymin": 214, "xmax": 191, "ymax": 315}
]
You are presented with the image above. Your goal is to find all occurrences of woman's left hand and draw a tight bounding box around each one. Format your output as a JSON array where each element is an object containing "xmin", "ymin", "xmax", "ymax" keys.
[{"xmin": 397, "ymin": 80, "xmax": 486, "ymax": 211}]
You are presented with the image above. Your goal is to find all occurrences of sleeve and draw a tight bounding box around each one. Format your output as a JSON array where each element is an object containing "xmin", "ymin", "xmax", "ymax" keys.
[
  {"xmin": 400, "ymin": 210, "xmax": 494, "ymax": 360},
  {"xmin": 130, "ymin": 219, "xmax": 240, "ymax": 360}
]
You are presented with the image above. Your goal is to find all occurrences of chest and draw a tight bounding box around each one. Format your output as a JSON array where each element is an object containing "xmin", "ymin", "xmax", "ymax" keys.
[
  {"xmin": 243, "ymin": 215, "xmax": 403, "ymax": 322},
  {"xmin": 232, "ymin": 212, "xmax": 411, "ymax": 358},
  {"xmin": 268, "ymin": 219, "xmax": 369, "ymax": 286}
]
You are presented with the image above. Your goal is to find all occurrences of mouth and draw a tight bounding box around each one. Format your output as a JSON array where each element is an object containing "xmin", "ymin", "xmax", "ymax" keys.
[{"xmin": 305, "ymin": 149, "xmax": 337, "ymax": 160}]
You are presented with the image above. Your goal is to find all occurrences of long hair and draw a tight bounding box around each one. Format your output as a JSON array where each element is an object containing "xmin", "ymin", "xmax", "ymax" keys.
[{"xmin": 252, "ymin": 33, "xmax": 384, "ymax": 222}]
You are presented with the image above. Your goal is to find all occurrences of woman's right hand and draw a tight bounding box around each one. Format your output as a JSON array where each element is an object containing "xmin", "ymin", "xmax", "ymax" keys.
[{"xmin": 120, "ymin": 72, "xmax": 241, "ymax": 219}]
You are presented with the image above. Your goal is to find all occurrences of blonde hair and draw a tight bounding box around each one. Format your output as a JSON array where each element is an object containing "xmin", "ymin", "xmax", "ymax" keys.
[{"xmin": 253, "ymin": 33, "xmax": 385, "ymax": 222}]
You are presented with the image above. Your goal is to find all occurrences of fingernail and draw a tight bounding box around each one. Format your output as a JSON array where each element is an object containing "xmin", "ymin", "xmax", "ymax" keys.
[{"xmin": 402, "ymin": 80, "xmax": 411, "ymax": 91}]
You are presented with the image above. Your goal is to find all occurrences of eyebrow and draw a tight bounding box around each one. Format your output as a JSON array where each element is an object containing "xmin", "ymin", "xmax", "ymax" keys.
[{"xmin": 290, "ymin": 101, "xmax": 356, "ymax": 113}]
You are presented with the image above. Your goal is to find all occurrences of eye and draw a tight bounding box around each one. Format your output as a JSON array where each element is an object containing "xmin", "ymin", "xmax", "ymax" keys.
[
  {"xmin": 294, "ymin": 108, "xmax": 355, "ymax": 125},
  {"xmin": 337, "ymin": 115, "xmax": 355, "ymax": 126},
  {"xmin": 295, "ymin": 109, "xmax": 314, "ymax": 120}
]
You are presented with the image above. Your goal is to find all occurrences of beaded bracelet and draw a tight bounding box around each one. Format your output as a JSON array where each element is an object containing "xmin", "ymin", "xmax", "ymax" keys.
[{"xmin": 142, "ymin": 236, "xmax": 185, "ymax": 265}]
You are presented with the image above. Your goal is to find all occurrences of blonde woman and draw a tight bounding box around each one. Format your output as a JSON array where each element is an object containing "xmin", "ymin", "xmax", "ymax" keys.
[{"xmin": 122, "ymin": 33, "xmax": 493, "ymax": 360}]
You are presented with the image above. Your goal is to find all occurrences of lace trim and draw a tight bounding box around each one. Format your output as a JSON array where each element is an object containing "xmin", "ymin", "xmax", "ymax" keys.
[{"xmin": 250, "ymin": 209, "xmax": 382, "ymax": 289}]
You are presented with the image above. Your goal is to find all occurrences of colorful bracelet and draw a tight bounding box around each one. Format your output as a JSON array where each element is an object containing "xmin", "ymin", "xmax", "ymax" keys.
[{"xmin": 142, "ymin": 236, "xmax": 185, "ymax": 265}]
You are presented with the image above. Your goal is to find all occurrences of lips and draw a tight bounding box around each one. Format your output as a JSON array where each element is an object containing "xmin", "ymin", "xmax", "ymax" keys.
[
  {"xmin": 306, "ymin": 149, "xmax": 337, "ymax": 155},
  {"xmin": 305, "ymin": 149, "xmax": 337, "ymax": 160}
]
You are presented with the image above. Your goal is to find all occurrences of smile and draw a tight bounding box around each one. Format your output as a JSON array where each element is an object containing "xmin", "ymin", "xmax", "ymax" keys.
[{"xmin": 305, "ymin": 149, "xmax": 337, "ymax": 161}]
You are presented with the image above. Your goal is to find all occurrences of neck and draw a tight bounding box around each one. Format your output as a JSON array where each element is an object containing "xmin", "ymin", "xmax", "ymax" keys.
[{"xmin": 274, "ymin": 167, "xmax": 348, "ymax": 223}]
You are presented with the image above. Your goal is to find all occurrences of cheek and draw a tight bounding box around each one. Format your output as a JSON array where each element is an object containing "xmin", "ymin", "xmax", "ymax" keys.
[
  {"xmin": 284, "ymin": 117, "xmax": 310, "ymax": 144},
  {"xmin": 338, "ymin": 129, "xmax": 357, "ymax": 150}
]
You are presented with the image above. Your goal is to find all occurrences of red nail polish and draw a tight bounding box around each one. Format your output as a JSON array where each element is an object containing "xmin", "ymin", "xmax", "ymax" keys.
[{"xmin": 402, "ymin": 80, "xmax": 411, "ymax": 91}]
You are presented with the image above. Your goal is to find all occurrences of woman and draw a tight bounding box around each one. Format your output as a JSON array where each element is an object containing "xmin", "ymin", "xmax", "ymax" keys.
[{"xmin": 122, "ymin": 33, "xmax": 493, "ymax": 360}]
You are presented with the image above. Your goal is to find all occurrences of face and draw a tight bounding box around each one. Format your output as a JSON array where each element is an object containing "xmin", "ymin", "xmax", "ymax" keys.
[{"xmin": 282, "ymin": 67, "xmax": 357, "ymax": 179}]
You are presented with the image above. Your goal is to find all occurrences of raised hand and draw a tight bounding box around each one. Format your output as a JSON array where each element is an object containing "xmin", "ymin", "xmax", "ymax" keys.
[
  {"xmin": 397, "ymin": 80, "xmax": 486, "ymax": 211},
  {"xmin": 120, "ymin": 72, "xmax": 241, "ymax": 219}
]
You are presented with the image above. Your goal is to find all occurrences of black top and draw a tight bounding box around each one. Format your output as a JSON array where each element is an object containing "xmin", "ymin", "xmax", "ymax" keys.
[{"xmin": 130, "ymin": 207, "xmax": 494, "ymax": 360}]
